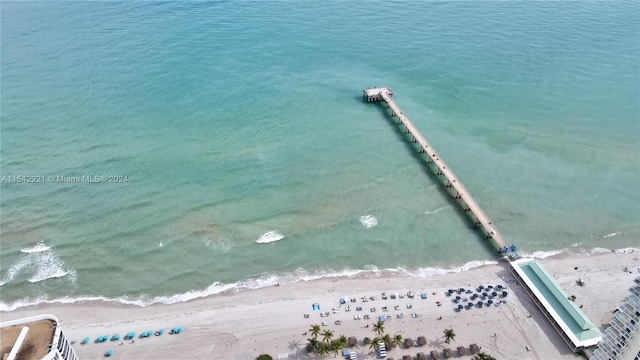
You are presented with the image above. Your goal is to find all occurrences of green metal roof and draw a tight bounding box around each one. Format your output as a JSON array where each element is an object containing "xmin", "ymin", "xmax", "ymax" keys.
[{"xmin": 517, "ymin": 259, "xmax": 601, "ymax": 342}]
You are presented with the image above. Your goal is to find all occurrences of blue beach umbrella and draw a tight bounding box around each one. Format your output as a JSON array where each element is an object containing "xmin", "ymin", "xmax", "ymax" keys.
[
  {"xmin": 497, "ymin": 285, "xmax": 503, "ymax": 289},
  {"xmin": 477, "ymin": 301, "xmax": 483, "ymax": 307},
  {"xmin": 457, "ymin": 305, "xmax": 463, "ymax": 310},
  {"xmin": 111, "ymin": 334, "xmax": 120, "ymax": 341},
  {"xmin": 81, "ymin": 337, "xmax": 90, "ymax": 344},
  {"xmin": 502, "ymin": 291, "xmax": 508, "ymax": 297},
  {"xmin": 467, "ymin": 302, "xmax": 473, "ymax": 308},
  {"xmin": 487, "ymin": 299, "xmax": 493, "ymax": 305},
  {"xmin": 105, "ymin": 349, "xmax": 114, "ymax": 357},
  {"xmin": 492, "ymin": 292, "xmax": 498, "ymax": 297}
]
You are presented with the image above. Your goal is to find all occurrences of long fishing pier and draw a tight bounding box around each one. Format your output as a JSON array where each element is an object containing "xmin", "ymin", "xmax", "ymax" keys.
[{"xmin": 364, "ymin": 87, "xmax": 519, "ymax": 260}]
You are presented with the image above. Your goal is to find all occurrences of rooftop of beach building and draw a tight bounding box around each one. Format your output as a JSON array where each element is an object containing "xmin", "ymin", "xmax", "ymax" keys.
[
  {"xmin": 510, "ymin": 258, "xmax": 602, "ymax": 349},
  {"xmin": 1, "ymin": 316, "xmax": 57, "ymax": 360}
]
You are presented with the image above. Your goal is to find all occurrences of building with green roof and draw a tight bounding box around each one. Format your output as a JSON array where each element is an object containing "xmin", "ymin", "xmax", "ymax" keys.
[{"xmin": 510, "ymin": 258, "xmax": 602, "ymax": 352}]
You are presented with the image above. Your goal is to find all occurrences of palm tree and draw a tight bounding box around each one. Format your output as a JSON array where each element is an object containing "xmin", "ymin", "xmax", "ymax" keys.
[
  {"xmin": 306, "ymin": 337, "xmax": 320, "ymax": 354},
  {"xmin": 317, "ymin": 342, "xmax": 330, "ymax": 357},
  {"xmin": 337, "ymin": 335, "xmax": 348, "ymax": 348},
  {"xmin": 472, "ymin": 352, "xmax": 496, "ymax": 360},
  {"xmin": 330, "ymin": 340, "xmax": 341, "ymax": 357},
  {"xmin": 372, "ymin": 320, "xmax": 385, "ymax": 337},
  {"xmin": 368, "ymin": 337, "xmax": 380, "ymax": 351},
  {"xmin": 443, "ymin": 328, "xmax": 456, "ymax": 344},
  {"xmin": 309, "ymin": 324, "xmax": 321, "ymax": 339},
  {"xmin": 394, "ymin": 333, "xmax": 403, "ymax": 348},
  {"xmin": 382, "ymin": 333, "xmax": 391, "ymax": 348},
  {"xmin": 322, "ymin": 329, "xmax": 334, "ymax": 344}
]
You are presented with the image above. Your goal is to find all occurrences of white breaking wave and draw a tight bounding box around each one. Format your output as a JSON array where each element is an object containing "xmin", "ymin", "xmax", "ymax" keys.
[
  {"xmin": 518, "ymin": 249, "xmax": 565, "ymax": 259},
  {"xmin": 424, "ymin": 207, "xmax": 445, "ymax": 215},
  {"xmin": 0, "ymin": 256, "xmax": 30, "ymax": 287},
  {"xmin": 359, "ymin": 215, "xmax": 378, "ymax": 228},
  {"xmin": 0, "ymin": 259, "xmax": 501, "ymax": 311},
  {"xmin": 28, "ymin": 270, "xmax": 70, "ymax": 283},
  {"xmin": 20, "ymin": 241, "xmax": 51, "ymax": 253},
  {"xmin": 1, "ymin": 243, "xmax": 76, "ymax": 287},
  {"xmin": 603, "ymin": 232, "xmax": 622, "ymax": 238},
  {"xmin": 256, "ymin": 231, "xmax": 284, "ymax": 244}
]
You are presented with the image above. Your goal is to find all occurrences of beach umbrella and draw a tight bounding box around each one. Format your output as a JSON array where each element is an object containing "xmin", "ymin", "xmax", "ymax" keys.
[
  {"xmin": 455, "ymin": 296, "xmax": 461, "ymax": 300},
  {"xmin": 156, "ymin": 329, "xmax": 164, "ymax": 336},
  {"xmin": 477, "ymin": 301, "xmax": 483, "ymax": 307},
  {"xmin": 492, "ymin": 292, "xmax": 498, "ymax": 297},
  {"xmin": 111, "ymin": 334, "xmax": 120, "ymax": 341},
  {"xmin": 104, "ymin": 349, "xmax": 114, "ymax": 357},
  {"xmin": 467, "ymin": 302, "xmax": 473, "ymax": 308},
  {"xmin": 487, "ymin": 285, "xmax": 494, "ymax": 289},
  {"xmin": 487, "ymin": 299, "xmax": 493, "ymax": 305},
  {"xmin": 81, "ymin": 337, "xmax": 90, "ymax": 344},
  {"xmin": 348, "ymin": 336, "xmax": 357, "ymax": 346},
  {"xmin": 502, "ymin": 291, "xmax": 508, "ymax": 297},
  {"xmin": 497, "ymin": 284, "xmax": 503, "ymax": 289},
  {"xmin": 457, "ymin": 305, "xmax": 463, "ymax": 310},
  {"xmin": 482, "ymin": 292, "xmax": 488, "ymax": 297}
]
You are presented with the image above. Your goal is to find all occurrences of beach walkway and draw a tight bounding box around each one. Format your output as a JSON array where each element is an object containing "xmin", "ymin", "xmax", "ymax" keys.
[{"xmin": 364, "ymin": 87, "xmax": 518, "ymax": 260}]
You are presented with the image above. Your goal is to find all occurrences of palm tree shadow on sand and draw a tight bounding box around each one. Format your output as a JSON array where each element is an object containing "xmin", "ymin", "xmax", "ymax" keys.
[
  {"xmin": 429, "ymin": 338, "xmax": 445, "ymax": 349},
  {"xmin": 288, "ymin": 339, "xmax": 301, "ymax": 351}
]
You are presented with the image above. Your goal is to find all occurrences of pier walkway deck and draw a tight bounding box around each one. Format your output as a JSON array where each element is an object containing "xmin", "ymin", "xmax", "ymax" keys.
[{"xmin": 364, "ymin": 87, "xmax": 518, "ymax": 260}]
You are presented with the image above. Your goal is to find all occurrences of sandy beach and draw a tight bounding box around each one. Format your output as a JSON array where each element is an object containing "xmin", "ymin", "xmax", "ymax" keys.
[{"xmin": 2, "ymin": 250, "xmax": 638, "ymax": 360}]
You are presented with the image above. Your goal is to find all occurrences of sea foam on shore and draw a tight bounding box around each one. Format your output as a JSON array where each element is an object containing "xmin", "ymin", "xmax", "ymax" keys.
[{"xmin": 6, "ymin": 246, "xmax": 636, "ymax": 312}]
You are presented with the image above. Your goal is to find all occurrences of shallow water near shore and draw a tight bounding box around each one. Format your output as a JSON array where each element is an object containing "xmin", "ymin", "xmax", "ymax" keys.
[{"xmin": 1, "ymin": 1, "xmax": 638, "ymax": 310}]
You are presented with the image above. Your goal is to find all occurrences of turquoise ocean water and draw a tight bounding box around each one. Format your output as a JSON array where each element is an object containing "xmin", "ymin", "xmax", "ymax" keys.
[{"xmin": 1, "ymin": 1, "xmax": 638, "ymax": 310}]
